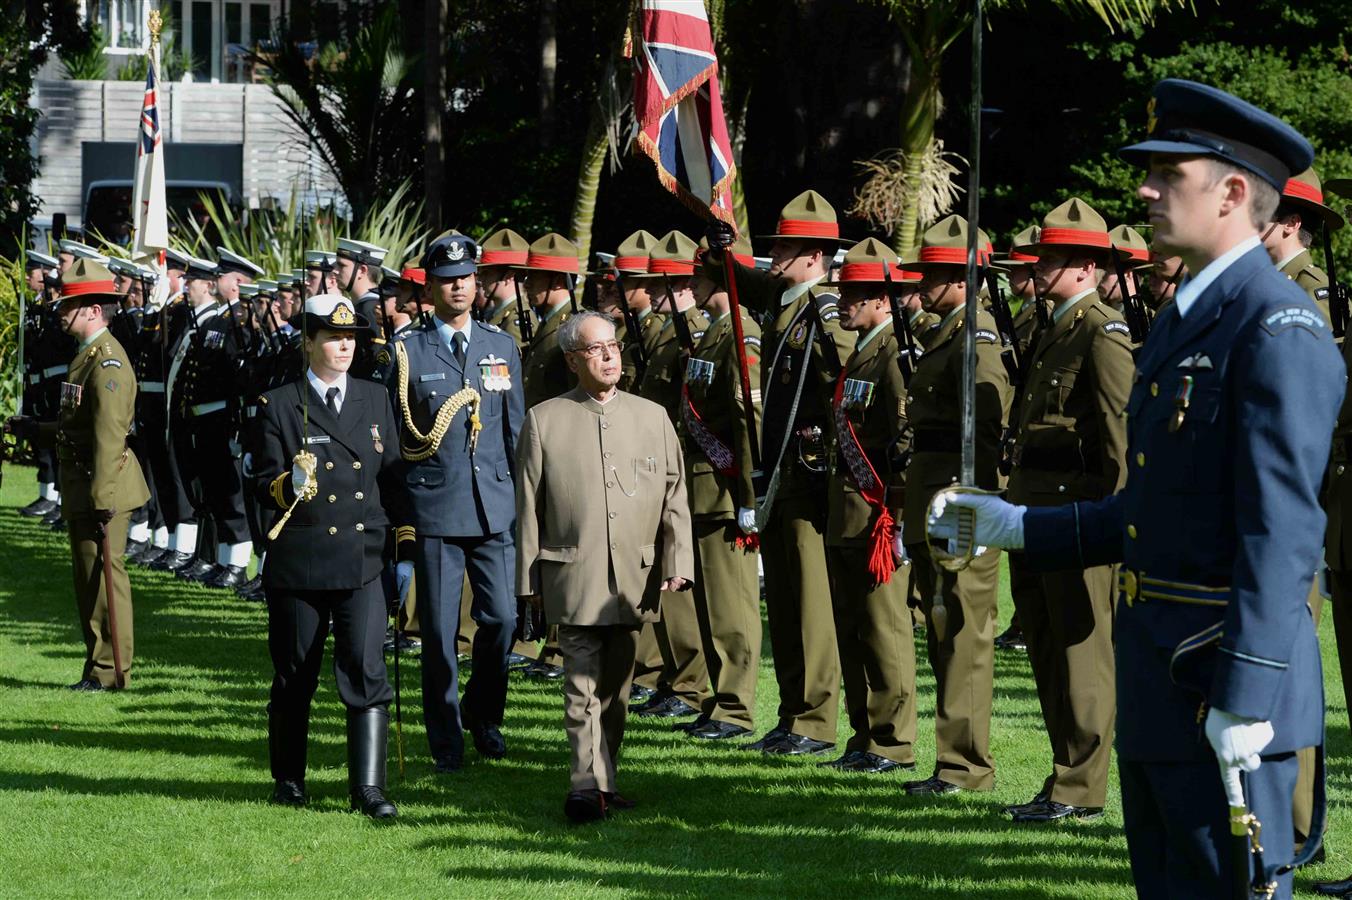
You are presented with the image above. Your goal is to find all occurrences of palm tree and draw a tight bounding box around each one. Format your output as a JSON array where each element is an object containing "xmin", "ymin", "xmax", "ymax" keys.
[
  {"xmin": 255, "ymin": 3, "xmax": 422, "ymax": 224},
  {"xmin": 872, "ymin": 0, "xmax": 1192, "ymax": 251}
]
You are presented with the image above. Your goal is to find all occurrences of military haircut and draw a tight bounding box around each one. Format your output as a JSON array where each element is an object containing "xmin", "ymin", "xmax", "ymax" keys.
[
  {"xmin": 1203, "ymin": 158, "xmax": 1281, "ymax": 227},
  {"xmin": 1273, "ymin": 202, "xmax": 1317, "ymax": 248}
]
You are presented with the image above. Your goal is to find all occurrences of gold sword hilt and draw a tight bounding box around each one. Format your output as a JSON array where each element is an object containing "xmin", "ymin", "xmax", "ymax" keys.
[{"xmin": 267, "ymin": 451, "xmax": 319, "ymax": 541}]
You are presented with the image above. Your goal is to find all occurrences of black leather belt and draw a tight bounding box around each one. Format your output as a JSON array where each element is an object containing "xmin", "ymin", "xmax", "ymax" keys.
[
  {"xmin": 912, "ymin": 428, "xmax": 961, "ymax": 453},
  {"xmin": 1012, "ymin": 445, "xmax": 1086, "ymax": 472}
]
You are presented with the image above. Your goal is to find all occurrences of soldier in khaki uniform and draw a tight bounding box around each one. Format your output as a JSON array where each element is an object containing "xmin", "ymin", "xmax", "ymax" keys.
[
  {"xmin": 517, "ymin": 232, "xmax": 580, "ymax": 677},
  {"xmin": 611, "ymin": 232, "xmax": 670, "ymax": 699},
  {"xmin": 629, "ymin": 231, "xmax": 711, "ymax": 721},
  {"xmin": 989, "ymin": 226, "xmax": 1044, "ymax": 653},
  {"xmin": 479, "ymin": 228, "xmax": 533, "ymax": 346},
  {"xmin": 1004, "ymin": 199, "xmax": 1134, "ymax": 822},
  {"xmin": 703, "ymin": 190, "xmax": 848, "ymax": 755},
  {"xmin": 515, "ymin": 310, "xmax": 695, "ymax": 823},
  {"xmin": 7, "ymin": 261, "xmax": 150, "ymax": 690},
  {"xmin": 1264, "ymin": 168, "xmax": 1339, "ymax": 324},
  {"xmin": 821, "ymin": 238, "xmax": 920, "ymax": 773},
  {"xmin": 680, "ymin": 237, "xmax": 763, "ymax": 740},
  {"xmin": 1099, "ymin": 224, "xmax": 1153, "ymax": 317},
  {"xmin": 900, "ymin": 215, "xmax": 1010, "ymax": 794}
]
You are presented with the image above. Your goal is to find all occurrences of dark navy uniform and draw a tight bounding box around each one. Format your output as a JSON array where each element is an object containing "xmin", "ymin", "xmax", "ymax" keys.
[
  {"xmin": 389, "ymin": 235, "xmax": 524, "ymax": 767},
  {"xmin": 250, "ymin": 291, "xmax": 410, "ymax": 817},
  {"xmin": 1018, "ymin": 81, "xmax": 1339, "ymax": 896}
]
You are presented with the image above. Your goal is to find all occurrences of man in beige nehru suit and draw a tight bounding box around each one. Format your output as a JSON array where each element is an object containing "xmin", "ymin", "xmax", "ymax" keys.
[{"xmin": 515, "ymin": 310, "xmax": 695, "ymax": 824}]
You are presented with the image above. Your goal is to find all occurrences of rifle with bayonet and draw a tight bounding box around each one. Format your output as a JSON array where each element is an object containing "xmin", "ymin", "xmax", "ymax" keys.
[
  {"xmin": 513, "ymin": 276, "xmax": 534, "ymax": 354},
  {"xmin": 881, "ymin": 261, "xmax": 919, "ymax": 387},
  {"xmin": 614, "ymin": 270, "xmax": 649, "ymax": 383},
  {"xmin": 1322, "ymin": 222, "xmax": 1349, "ymax": 340},
  {"xmin": 1111, "ymin": 247, "xmax": 1152, "ymax": 345},
  {"xmin": 983, "ymin": 267, "xmax": 1023, "ymax": 385},
  {"xmin": 662, "ymin": 274, "xmax": 697, "ymax": 355}
]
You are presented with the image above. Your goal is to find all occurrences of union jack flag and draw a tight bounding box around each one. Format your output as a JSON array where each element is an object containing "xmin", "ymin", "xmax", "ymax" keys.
[
  {"xmin": 138, "ymin": 60, "xmax": 162, "ymax": 154},
  {"xmin": 131, "ymin": 42, "xmax": 168, "ymax": 307},
  {"xmin": 632, "ymin": 0, "xmax": 737, "ymax": 227}
]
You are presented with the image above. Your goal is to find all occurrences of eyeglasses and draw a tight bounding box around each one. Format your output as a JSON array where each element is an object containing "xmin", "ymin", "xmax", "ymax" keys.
[{"xmin": 571, "ymin": 340, "xmax": 623, "ymax": 359}]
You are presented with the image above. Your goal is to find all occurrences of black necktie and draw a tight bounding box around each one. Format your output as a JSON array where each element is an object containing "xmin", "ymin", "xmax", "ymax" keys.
[
  {"xmin": 325, "ymin": 386, "xmax": 340, "ymax": 415},
  {"xmin": 453, "ymin": 332, "xmax": 467, "ymax": 367}
]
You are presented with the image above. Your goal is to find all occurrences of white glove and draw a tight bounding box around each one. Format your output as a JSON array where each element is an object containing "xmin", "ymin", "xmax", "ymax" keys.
[
  {"xmin": 893, "ymin": 526, "xmax": 908, "ymax": 564},
  {"xmin": 1205, "ymin": 707, "xmax": 1273, "ymax": 772},
  {"xmin": 927, "ymin": 490, "xmax": 1027, "ymax": 550},
  {"xmin": 291, "ymin": 461, "xmax": 310, "ymax": 490},
  {"xmin": 395, "ymin": 561, "xmax": 415, "ymax": 607},
  {"xmin": 737, "ymin": 507, "xmax": 758, "ymax": 535}
]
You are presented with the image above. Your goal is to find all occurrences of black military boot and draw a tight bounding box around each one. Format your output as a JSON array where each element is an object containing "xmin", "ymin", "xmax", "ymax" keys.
[
  {"xmin": 124, "ymin": 538, "xmax": 148, "ymax": 559},
  {"xmin": 19, "ymin": 497, "xmax": 55, "ymax": 518},
  {"xmin": 151, "ymin": 549, "xmax": 194, "ymax": 572},
  {"xmin": 177, "ymin": 559, "xmax": 220, "ymax": 582},
  {"xmin": 347, "ymin": 707, "xmax": 398, "ymax": 819},
  {"xmin": 268, "ymin": 702, "xmax": 309, "ymax": 807},
  {"xmin": 205, "ymin": 564, "xmax": 248, "ymax": 590}
]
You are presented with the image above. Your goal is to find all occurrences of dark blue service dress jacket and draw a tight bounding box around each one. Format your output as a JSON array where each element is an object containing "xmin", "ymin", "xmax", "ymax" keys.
[{"xmin": 1022, "ymin": 242, "xmax": 1344, "ymax": 761}]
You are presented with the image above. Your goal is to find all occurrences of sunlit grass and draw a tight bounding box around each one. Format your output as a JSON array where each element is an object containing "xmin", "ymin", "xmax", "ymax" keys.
[{"xmin": 0, "ymin": 464, "xmax": 1347, "ymax": 897}]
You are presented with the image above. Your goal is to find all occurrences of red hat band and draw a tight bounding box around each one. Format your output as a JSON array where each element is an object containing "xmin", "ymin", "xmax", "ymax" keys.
[
  {"xmin": 526, "ymin": 253, "xmax": 580, "ymax": 274},
  {"xmin": 918, "ymin": 246, "xmax": 992, "ymax": 265},
  {"xmin": 61, "ymin": 280, "xmax": 117, "ymax": 297},
  {"xmin": 1008, "ymin": 251, "xmax": 1039, "ymax": 263},
  {"xmin": 480, "ymin": 250, "xmax": 528, "ymax": 267},
  {"xmin": 776, "ymin": 218, "xmax": 840, "ymax": 239},
  {"xmin": 400, "ymin": 268, "xmax": 426, "ymax": 285},
  {"xmin": 1039, "ymin": 228, "xmax": 1111, "ymax": 248},
  {"xmin": 614, "ymin": 255, "xmax": 650, "ymax": 272},
  {"xmin": 1284, "ymin": 179, "xmax": 1325, "ymax": 205},
  {"xmin": 648, "ymin": 258, "xmax": 694, "ymax": 275}
]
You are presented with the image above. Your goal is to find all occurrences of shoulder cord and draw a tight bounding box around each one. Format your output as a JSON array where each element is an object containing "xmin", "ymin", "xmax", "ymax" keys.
[{"xmin": 395, "ymin": 341, "xmax": 482, "ymax": 461}]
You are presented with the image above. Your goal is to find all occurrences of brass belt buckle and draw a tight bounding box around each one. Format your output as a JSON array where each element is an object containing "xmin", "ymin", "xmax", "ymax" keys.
[{"xmin": 1122, "ymin": 570, "xmax": 1140, "ymax": 607}]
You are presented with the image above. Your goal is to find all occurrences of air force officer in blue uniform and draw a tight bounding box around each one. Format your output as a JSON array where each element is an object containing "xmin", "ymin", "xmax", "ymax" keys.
[
  {"xmin": 388, "ymin": 234, "xmax": 524, "ymax": 771},
  {"xmin": 931, "ymin": 80, "xmax": 1343, "ymax": 898}
]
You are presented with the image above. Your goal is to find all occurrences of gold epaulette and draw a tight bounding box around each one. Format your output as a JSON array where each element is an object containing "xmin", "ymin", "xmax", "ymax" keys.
[{"xmin": 269, "ymin": 472, "xmax": 289, "ymax": 509}]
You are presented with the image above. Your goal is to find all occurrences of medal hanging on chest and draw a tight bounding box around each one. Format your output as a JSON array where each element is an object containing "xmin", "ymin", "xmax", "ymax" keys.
[
  {"xmin": 371, "ymin": 423, "xmax": 384, "ymax": 454},
  {"xmin": 685, "ymin": 357, "xmax": 715, "ymax": 389},
  {"xmin": 840, "ymin": 377, "xmax": 876, "ymax": 412},
  {"xmin": 1169, "ymin": 375, "xmax": 1193, "ymax": 433},
  {"xmin": 60, "ymin": 381, "xmax": 83, "ymax": 411}
]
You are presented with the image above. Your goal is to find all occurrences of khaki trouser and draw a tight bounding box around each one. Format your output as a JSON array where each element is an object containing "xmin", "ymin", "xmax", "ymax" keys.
[
  {"xmin": 693, "ymin": 519, "xmax": 761, "ymax": 729},
  {"xmin": 631, "ymin": 621, "xmax": 664, "ymax": 691},
  {"xmin": 656, "ymin": 587, "xmax": 709, "ymax": 709},
  {"xmin": 559, "ymin": 623, "xmax": 639, "ymax": 793},
  {"xmin": 761, "ymin": 491, "xmax": 839, "ymax": 743},
  {"xmin": 1009, "ymin": 552, "xmax": 1117, "ymax": 808},
  {"xmin": 1293, "ymin": 575, "xmax": 1327, "ymax": 842},
  {"xmin": 70, "ymin": 510, "xmax": 135, "ymax": 688},
  {"xmin": 909, "ymin": 541, "xmax": 999, "ymax": 790},
  {"xmin": 826, "ymin": 545, "xmax": 916, "ymax": 763}
]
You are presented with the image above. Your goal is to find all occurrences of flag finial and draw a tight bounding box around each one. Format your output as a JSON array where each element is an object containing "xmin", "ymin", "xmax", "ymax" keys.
[{"xmin": 149, "ymin": 8, "xmax": 162, "ymax": 43}]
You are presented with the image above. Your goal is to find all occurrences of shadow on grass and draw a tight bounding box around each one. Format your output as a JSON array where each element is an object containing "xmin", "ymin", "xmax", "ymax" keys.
[{"xmin": 0, "ymin": 493, "xmax": 1142, "ymax": 898}]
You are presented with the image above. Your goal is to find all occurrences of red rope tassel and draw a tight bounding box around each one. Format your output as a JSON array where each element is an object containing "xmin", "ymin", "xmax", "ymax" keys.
[
  {"xmin": 867, "ymin": 507, "xmax": 896, "ymax": 586},
  {"xmin": 734, "ymin": 533, "xmax": 761, "ymax": 552}
]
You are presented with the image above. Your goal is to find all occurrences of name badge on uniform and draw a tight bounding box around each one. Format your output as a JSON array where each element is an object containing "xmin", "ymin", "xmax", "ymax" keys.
[
  {"xmin": 204, "ymin": 331, "xmax": 225, "ymax": 350},
  {"xmin": 685, "ymin": 357, "xmax": 715, "ymax": 387},
  {"xmin": 306, "ymin": 434, "xmax": 331, "ymax": 445},
  {"xmin": 841, "ymin": 377, "xmax": 875, "ymax": 411},
  {"xmin": 60, "ymin": 381, "xmax": 83, "ymax": 410},
  {"xmin": 478, "ymin": 355, "xmax": 511, "ymax": 391}
]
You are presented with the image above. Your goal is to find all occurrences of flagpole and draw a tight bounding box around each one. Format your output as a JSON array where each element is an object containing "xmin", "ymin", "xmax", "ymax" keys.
[{"xmin": 960, "ymin": 0, "xmax": 983, "ymax": 488}]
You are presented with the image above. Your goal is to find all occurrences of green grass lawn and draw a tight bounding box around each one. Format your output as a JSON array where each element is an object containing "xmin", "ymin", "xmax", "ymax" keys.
[{"xmin": 1, "ymin": 463, "xmax": 1349, "ymax": 898}]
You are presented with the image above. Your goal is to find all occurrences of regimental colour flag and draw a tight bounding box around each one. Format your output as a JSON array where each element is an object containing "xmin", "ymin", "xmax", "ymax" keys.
[
  {"xmin": 130, "ymin": 35, "xmax": 169, "ymax": 307},
  {"xmin": 632, "ymin": 0, "xmax": 737, "ymax": 227}
]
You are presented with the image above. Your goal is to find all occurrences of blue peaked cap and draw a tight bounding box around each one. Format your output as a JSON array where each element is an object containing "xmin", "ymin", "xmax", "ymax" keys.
[{"xmin": 1120, "ymin": 79, "xmax": 1314, "ymax": 191}]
